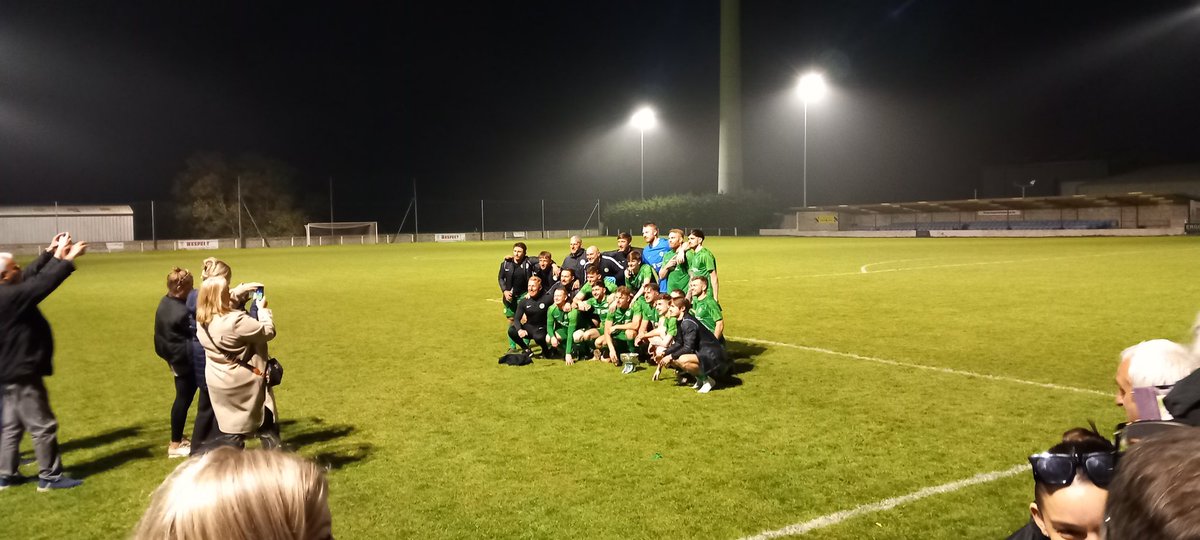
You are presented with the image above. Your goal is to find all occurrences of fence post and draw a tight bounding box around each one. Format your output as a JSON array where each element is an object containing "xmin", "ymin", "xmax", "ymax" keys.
[{"xmin": 481, "ymin": 200, "xmax": 485, "ymax": 237}]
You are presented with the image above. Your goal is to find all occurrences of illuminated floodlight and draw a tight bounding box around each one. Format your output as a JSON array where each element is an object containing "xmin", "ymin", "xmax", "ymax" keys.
[
  {"xmin": 630, "ymin": 107, "xmax": 657, "ymax": 131},
  {"xmin": 795, "ymin": 72, "xmax": 827, "ymax": 104}
]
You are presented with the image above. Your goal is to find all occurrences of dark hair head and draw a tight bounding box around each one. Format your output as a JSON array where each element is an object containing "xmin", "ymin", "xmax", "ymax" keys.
[
  {"xmin": 689, "ymin": 229, "xmax": 705, "ymax": 240},
  {"xmin": 627, "ymin": 250, "xmax": 642, "ymax": 263},
  {"xmin": 560, "ymin": 268, "xmax": 575, "ymax": 279},
  {"xmin": 1104, "ymin": 427, "xmax": 1200, "ymax": 540},
  {"xmin": 1033, "ymin": 426, "xmax": 1116, "ymax": 505},
  {"xmin": 513, "ymin": 242, "xmax": 527, "ymax": 251},
  {"xmin": 617, "ymin": 232, "xmax": 632, "ymax": 242},
  {"xmin": 614, "ymin": 286, "xmax": 631, "ymax": 297},
  {"xmin": 586, "ymin": 264, "xmax": 601, "ymax": 276},
  {"xmin": 690, "ymin": 275, "xmax": 709, "ymax": 287},
  {"xmin": 671, "ymin": 297, "xmax": 691, "ymax": 312},
  {"xmin": 538, "ymin": 251, "xmax": 552, "ymax": 260}
]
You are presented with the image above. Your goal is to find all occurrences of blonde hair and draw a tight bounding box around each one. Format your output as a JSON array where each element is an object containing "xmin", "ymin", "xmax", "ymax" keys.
[
  {"xmin": 201, "ymin": 257, "xmax": 231, "ymax": 281},
  {"xmin": 133, "ymin": 447, "xmax": 330, "ymax": 540},
  {"xmin": 195, "ymin": 277, "xmax": 231, "ymax": 325}
]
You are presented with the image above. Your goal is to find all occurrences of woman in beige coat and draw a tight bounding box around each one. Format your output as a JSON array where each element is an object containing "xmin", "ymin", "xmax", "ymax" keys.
[{"xmin": 195, "ymin": 276, "xmax": 280, "ymax": 449}]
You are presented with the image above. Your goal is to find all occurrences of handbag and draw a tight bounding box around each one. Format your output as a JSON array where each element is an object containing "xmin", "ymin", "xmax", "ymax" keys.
[{"xmin": 202, "ymin": 325, "xmax": 284, "ymax": 387}]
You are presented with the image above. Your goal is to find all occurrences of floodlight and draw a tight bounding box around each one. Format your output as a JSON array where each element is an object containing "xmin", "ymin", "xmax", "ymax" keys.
[
  {"xmin": 796, "ymin": 73, "xmax": 827, "ymax": 104},
  {"xmin": 630, "ymin": 107, "xmax": 657, "ymax": 131}
]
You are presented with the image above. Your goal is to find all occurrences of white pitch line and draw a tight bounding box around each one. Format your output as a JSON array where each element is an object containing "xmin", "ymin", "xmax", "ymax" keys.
[
  {"xmin": 729, "ymin": 246, "xmax": 1194, "ymax": 283},
  {"xmin": 739, "ymin": 465, "xmax": 1027, "ymax": 539},
  {"xmin": 733, "ymin": 336, "xmax": 1109, "ymax": 397},
  {"xmin": 859, "ymin": 258, "xmax": 929, "ymax": 273}
]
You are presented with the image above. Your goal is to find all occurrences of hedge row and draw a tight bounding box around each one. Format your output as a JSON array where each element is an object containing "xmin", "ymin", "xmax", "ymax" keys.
[{"xmin": 602, "ymin": 191, "xmax": 782, "ymax": 234}]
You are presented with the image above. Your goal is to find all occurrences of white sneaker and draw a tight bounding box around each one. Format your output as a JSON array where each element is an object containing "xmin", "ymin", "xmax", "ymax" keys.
[
  {"xmin": 698, "ymin": 380, "xmax": 715, "ymax": 394},
  {"xmin": 691, "ymin": 378, "xmax": 703, "ymax": 390},
  {"xmin": 168, "ymin": 440, "xmax": 192, "ymax": 458}
]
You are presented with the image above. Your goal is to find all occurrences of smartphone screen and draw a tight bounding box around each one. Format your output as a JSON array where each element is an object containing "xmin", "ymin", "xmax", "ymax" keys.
[{"xmin": 255, "ymin": 286, "xmax": 265, "ymax": 301}]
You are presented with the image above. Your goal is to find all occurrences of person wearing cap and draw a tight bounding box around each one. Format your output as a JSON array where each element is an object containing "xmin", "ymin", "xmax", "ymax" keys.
[
  {"xmin": 1113, "ymin": 339, "xmax": 1200, "ymax": 423},
  {"xmin": 0, "ymin": 233, "xmax": 88, "ymax": 491},
  {"xmin": 1006, "ymin": 427, "xmax": 1115, "ymax": 540}
]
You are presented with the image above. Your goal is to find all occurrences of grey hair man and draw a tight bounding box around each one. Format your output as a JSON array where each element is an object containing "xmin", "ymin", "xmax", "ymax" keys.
[
  {"xmin": 1114, "ymin": 339, "xmax": 1200, "ymax": 423},
  {"xmin": 562, "ymin": 236, "xmax": 586, "ymax": 280},
  {"xmin": 0, "ymin": 233, "xmax": 89, "ymax": 490}
]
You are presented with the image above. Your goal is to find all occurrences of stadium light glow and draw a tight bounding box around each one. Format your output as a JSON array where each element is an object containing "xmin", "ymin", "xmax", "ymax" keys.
[
  {"xmin": 795, "ymin": 72, "xmax": 827, "ymax": 104},
  {"xmin": 630, "ymin": 106, "xmax": 657, "ymax": 199},
  {"xmin": 630, "ymin": 107, "xmax": 657, "ymax": 130}
]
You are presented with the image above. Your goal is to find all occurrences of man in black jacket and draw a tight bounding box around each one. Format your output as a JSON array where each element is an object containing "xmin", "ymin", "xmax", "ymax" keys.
[
  {"xmin": 656, "ymin": 297, "xmax": 729, "ymax": 394},
  {"xmin": 0, "ymin": 233, "xmax": 88, "ymax": 491}
]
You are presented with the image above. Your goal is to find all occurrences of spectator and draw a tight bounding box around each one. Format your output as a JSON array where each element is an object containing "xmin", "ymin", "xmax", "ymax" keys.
[
  {"xmin": 1007, "ymin": 427, "xmax": 1115, "ymax": 540},
  {"xmin": 1114, "ymin": 339, "xmax": 1200, "ymax": 422},
  {"xmin": 154, "ymin": 267, "xmax": 197, "ymax": 458},
  {"xmin": 133, "ymin": 447, "xmax": 332, "ymax": 540},
  {"xmin": 0, "ymin": 233, "xmax": 88, "ymax": 491},
  {"xmin": 1164, "ymin": 366, "xmax": 1200, "ymax": 426},
  {"xmin": 1102, "ymin": 426, "xmax": 1200, "ymax": 540},
  {"xmin": 196, "ymin": 276, "xmax": 280, "ymax": 449}
]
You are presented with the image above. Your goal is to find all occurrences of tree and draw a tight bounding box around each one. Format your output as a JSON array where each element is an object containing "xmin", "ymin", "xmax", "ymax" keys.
[{"xmin": 173, "ymin": 152, "xmax": 307, "ymax": 238}]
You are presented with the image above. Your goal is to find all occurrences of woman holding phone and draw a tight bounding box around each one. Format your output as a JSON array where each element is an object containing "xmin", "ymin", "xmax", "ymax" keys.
[{"xmin": 195, "ymin": 272, "xmax": 279, "ymax": 449}]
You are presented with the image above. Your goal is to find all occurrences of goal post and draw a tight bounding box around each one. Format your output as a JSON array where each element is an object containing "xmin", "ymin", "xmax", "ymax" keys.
[{"xmin": 304, "ymin": 222, "xmax": 379, "ymax": 246}]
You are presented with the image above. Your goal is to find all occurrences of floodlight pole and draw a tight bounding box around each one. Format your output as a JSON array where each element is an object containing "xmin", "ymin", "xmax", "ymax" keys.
[
  {"xmin": 329, "ymin": 176, "xmax": 334, "ymax": 224},
  {"xmin": 640, "ymin": 128, "xmax": 646, "ymax": 200},
  {"xmin": 802, "ymin": 101, "xmax": 809, "ymax": 208},
  {"xmin": 237, "ymin": 176, "xmax": 243, "ymax": 248}
]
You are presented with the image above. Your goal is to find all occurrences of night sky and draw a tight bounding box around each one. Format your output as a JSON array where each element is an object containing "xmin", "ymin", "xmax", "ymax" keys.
[{"xmin": 2, "ymin": 1, "xmax": 1198, "ymax": 226}]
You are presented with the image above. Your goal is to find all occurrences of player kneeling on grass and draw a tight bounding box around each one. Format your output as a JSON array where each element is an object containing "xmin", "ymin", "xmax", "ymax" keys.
[
  {"xmin": 602, "ymin": 287, "xmax": 641, "ymax": 373},
  {"xmin": 1006, "ymin": 426, "xmax": 1114, "ymax": 540},
  {"xmin": 574, "ymin": 283, "xmax": 611, "ymax": 361},
  {"xmin": 655, "ymin": 297, "xmax": 729, "ymax": 394},
  {"xmin": 507, "ymin": 275, "xmax": 551, "ymax": 357},
  {"xmin": 546, "ymin": 288, "xmax": 580, "ymax": 365},
  {"xmin": 640, "ymin": 297, "xmax": 677, "ymax": 380}
]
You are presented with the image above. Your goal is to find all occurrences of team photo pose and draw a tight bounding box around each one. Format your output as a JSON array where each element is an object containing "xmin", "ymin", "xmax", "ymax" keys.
[
  {"xmin": 602, "ymin": 287, "xmax": 641, "ymax": 371},
  {"xmin": 685, "ymin": 229, "xmax": 719, "ymax": 302},
  {"xmin": 688, "ymin": 275, "xmax": 724, "ymax": 341},
  {"xmin": 658, "ymin": 229, "xmax": 691, "ymax": 295},
  {"xmin": 574, "ymin": 282, "xmax": 612, "ymax": 360},
  {"xmin": 497, "ymin": 242, "xmax": 536, "ymax": 345},
  {"xmin": 508, "ymin": 275, "xmax": 551, "ymax": 356},
  {"xmin": 547, "ymin": 287, "xmax": 579, "ymax": 364},
  {"xmin": 656, "ymin": 297, "xmax": 730, "ymax": 393},
  {"xmin": 640, "ymin": 223, "xmax": 673, "ymax": 293}
]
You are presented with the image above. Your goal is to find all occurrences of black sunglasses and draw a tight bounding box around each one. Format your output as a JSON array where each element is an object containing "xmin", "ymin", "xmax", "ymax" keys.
[{"xmin": 1028, "ymin": 451, "xmax": 1117, "ymax": 488}]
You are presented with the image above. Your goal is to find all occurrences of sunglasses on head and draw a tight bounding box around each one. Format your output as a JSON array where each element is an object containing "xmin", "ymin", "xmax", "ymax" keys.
[{"xmin": 1028, "ymin": 451, "xmax": 1117, "ymax": 488}]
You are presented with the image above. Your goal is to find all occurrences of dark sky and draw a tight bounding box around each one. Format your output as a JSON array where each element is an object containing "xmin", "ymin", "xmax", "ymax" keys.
[{"xmin": 2, "ymin": 0, "xmax": 1198, "ymax": 226}]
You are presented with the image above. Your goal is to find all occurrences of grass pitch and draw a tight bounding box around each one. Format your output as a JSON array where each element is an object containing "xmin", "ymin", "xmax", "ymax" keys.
[{"xmin": 4, "ymin": 236, "xmax": 1197, "ymax": 538}]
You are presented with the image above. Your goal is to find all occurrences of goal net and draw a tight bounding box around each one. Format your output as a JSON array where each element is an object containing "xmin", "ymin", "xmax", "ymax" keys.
[{"xmin": 305, "ymin": 222, "xmax": 379, "ymax": 246}]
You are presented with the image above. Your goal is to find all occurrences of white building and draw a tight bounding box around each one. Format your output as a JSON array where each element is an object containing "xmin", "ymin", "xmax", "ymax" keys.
[{"xmin": 0, "ymin": 205, "xmax": 134, "ymax": 245}]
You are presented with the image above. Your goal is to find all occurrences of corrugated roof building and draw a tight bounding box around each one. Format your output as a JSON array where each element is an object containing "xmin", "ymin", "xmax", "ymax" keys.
[{"xmin": 0, "ymin": 205, "xmax": 134, "ymax": 245}]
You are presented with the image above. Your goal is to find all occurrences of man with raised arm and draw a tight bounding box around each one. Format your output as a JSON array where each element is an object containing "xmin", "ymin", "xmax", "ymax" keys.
[{"xmin": 0, "ymin": 233, "xmax": 88, "ymax": 491}]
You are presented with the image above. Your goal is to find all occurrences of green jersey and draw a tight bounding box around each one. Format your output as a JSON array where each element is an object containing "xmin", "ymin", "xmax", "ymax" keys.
[
  {"xmin": 605, "ymin": 305, "xmax": 636, "ymax": 341},
  {"xmin": 577, "ymin": 280, "xmax": 617, "ymax": 301},
  {"xmin": 686, "ymin": 246, "xmax": 717, "ymax": 279},
  {"xmin": 630, "ymin": 297, "xmax": 654, "ymax": 322},
  {"xmin": 664, "ymin": 251, "xmax": 690, "ymax": 294},
  {"xmin": 657, "ymin": 315, "xmax": 678, "ymax": 336},
  {"xmin": 586, "ymin": 296, "xmax": 611, "ymax": 320},
  {"xmin": 627, "ymin": 264, "xmax": 657, "ymax": 290},
  {"xmin": 548, "ymin": 304, "xmax": 579, "ymax": 354},
  {"xmin": 691, "ymin": 294, "xmax": 723, "ymax": 334}
]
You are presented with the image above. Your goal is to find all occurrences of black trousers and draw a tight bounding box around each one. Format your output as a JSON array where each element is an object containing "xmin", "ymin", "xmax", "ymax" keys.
[
  {"xmin": 207, "ymin": 408, "xmax": 281, "ymax": 451},
  {"xmin": 508, "ymin": 324, "xmax": 548, "ymax": 352},
  {"xmin": 170, "ymin": 363, "xmax": 198, "ymax": 442},
  {"xmin": 190, "ymin": 388, "xmax": 217, "ymax": 449}
]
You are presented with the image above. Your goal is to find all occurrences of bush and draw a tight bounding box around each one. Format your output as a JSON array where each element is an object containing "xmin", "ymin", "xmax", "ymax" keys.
[{"xmin": 602, "ymin": 190, "xmax": 781, "ymax": 234}]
